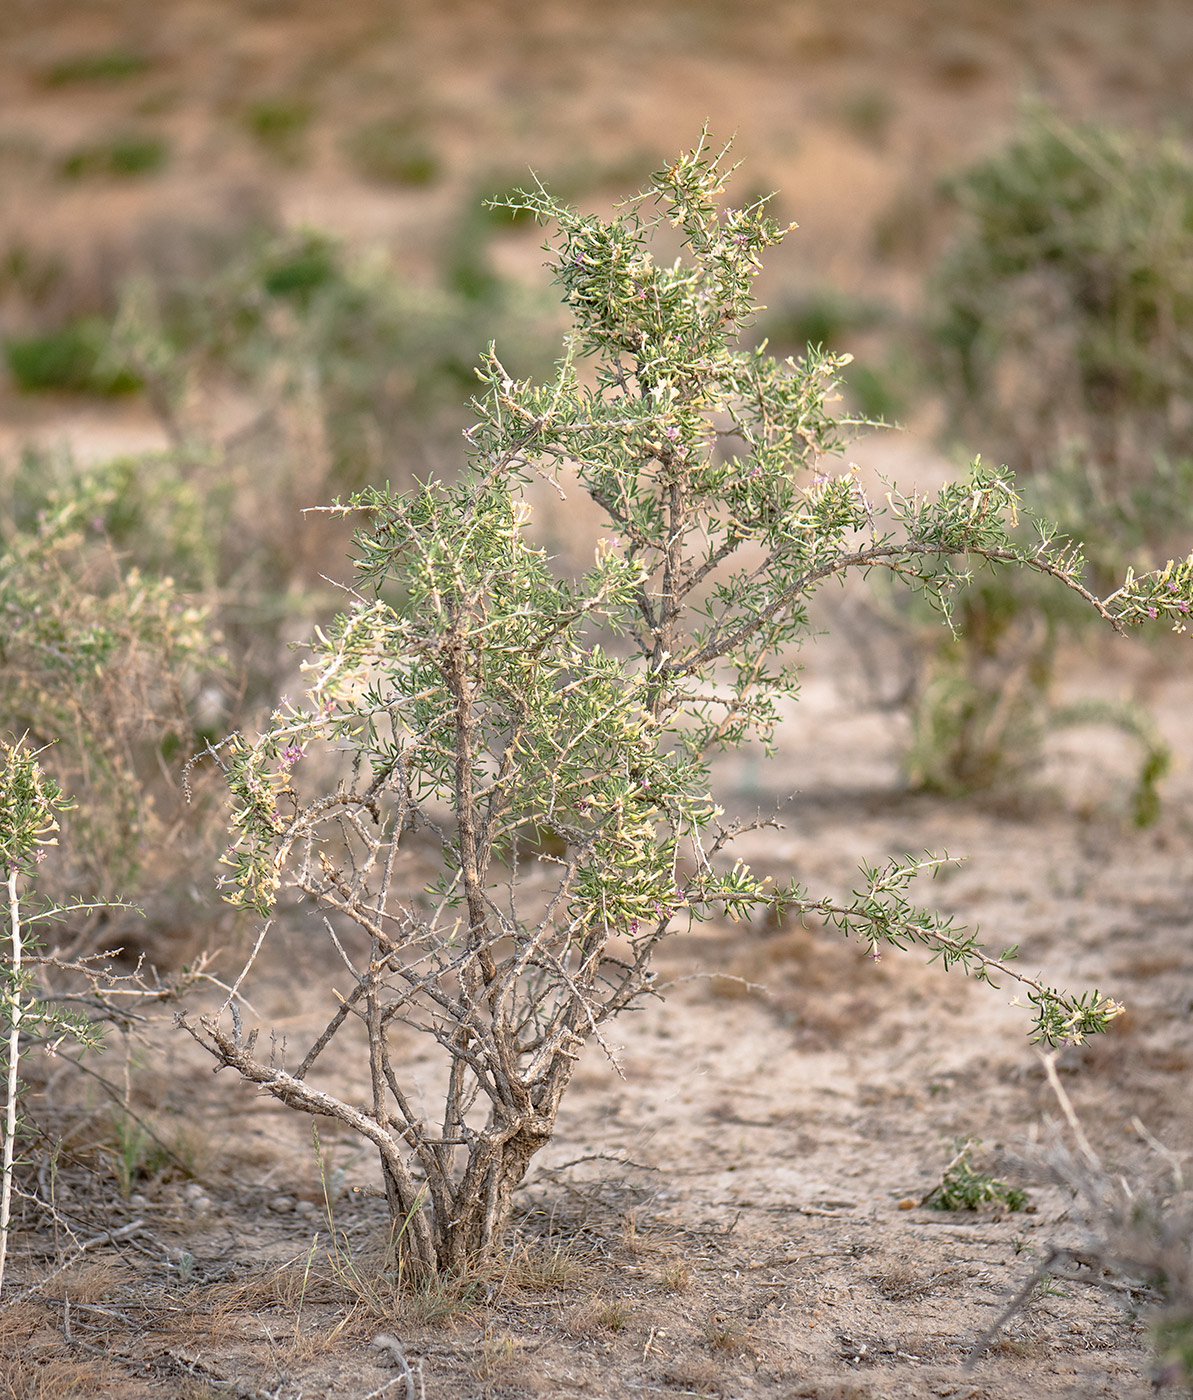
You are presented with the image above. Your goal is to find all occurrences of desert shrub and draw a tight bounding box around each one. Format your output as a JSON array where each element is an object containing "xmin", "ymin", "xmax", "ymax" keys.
[
  {"xmin": 178, "ymin": 136, "xmax": 1190, "ymax": 1279},
  {"xmin": 901, "ymin": 523, "xmax": 1174, "ymax": 822},
  {"xmin": 110, "ymin": 225, "xmax": 555, "ymax": 490},
  {"xmin": 41, "ymin": 49, "xmax": 152, "ymax": 86},
  {"xmin": 4, "ymin": 318, "xmax": 141, "ymax": 396},
  {"xmin": 343, "ymin": 117, "xmax": 440, "ymax": 187},
  {"xmin": 903, "ymin": 110, "xmax": 1193, "ymax": 808},
  {"xmin": 0, "ymin": 457, "xmax": 223, "ymax": 927},
  {"xmin": 923, "ymin": 1138, "xmax": 1027, "ymax": 1212},
  {"xmin": 243, "ymin": 98, "xmax": 314, "ymax": 166},
  {"xmin": 931, "ymin": 107, "xmax": 1193, "ymax": 486},
  {"xmin": 58, "ymin": 134, "xmax": 168, "ymax": 180}
]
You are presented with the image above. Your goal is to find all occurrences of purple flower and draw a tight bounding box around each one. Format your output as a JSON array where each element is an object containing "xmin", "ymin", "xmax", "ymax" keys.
[
  {"xmin": 664, "ymin": 425, "xmax": 680, "ymax": 441},
  {"xmin": 629, "ymin": 918, "xmax": 640, "ymax": 937},
  {"xmin": 1147, "ymin": 607, "xmax": 1158, "ymax": 619},
  {"xmin": 281, "ymin": 744, "xmax": 304, "ymax": 765}
]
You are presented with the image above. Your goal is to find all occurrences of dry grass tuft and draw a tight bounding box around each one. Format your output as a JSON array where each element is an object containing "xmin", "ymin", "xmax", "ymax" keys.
[
  {"xmin": 658, "ymin": 1258, "xmax": 692, "ymax": 1294},
  {"xmin": 52, "ymin": 1261, "xmax": 123, "ymax": 1306},
  {"xmin": 0, "ymin": 1299, "xmax": 117, "ymax": 1399},
  {"xmin": 701, "ymin": 1310, "xmax": 756, "ymax": 1356},
  {"xmin": 468, "ymin": 1327, "xmax": 522, "ymax": 1383},
  {"xmin": 561, "ymin": 1293, "xmax": 632, "ymax": 1338},
  {"xmin": 868, "ymin": 1260, "xmax": 959, "ymax": 1301},
  {"xmin": 500, "ymin": 1239, "xmax": 583, "ymax": 1293}
]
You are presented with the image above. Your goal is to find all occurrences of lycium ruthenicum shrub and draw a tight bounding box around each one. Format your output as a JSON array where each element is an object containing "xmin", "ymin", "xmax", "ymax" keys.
[
  {"xmin": 930, "ymin": 106, "xmax": 1193, "ymax": 489},
  {"xmin": 110, "ymin": 225, "xmax": 554, "ymax": 492},
  {"xmin": 905, "ymin": 109, "xmax": 1193, "ymax": 809},
  {"xmin": 180, "ymin": 136, "xmax": 1193, "ymax": 1278},
  {"xmin": 0, "ymin": 738, "xmax": 201, "ymax": 1299},
  {"xmin": 0, "ymin": 463, "xmax": 220, "ymax": 924},
  {"xmin": 0, "ymin": 740, "xmax": 102, "ymax": 1299}
]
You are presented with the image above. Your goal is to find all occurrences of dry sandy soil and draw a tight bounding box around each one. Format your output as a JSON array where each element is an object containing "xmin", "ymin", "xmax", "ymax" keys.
[
  {"xmin": 4, "ymin": 648, "xmax": 1192, "ymax": 1400},
  {"xmin": 2, "ymin": 4, "xmax": 1192, "ymax": 1398}
]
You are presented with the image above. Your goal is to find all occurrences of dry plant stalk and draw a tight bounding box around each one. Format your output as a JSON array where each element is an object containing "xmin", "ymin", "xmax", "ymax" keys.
[
  {"xmin": 179, "ymin": 134, "xmax": 1193, "ymax": 1278},
  {"xmin": 0, "ymin": 738, "xmax": 212, "ymax": 1303},
  {"xmin": 967, "ymin": 1054, "xmax": 1193, "ymax": 1384}
]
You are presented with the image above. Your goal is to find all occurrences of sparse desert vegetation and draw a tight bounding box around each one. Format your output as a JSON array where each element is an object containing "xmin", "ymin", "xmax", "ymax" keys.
[{"xmin": 1, "ymin": 5, "xmax": 1192, "ymax": 1399}]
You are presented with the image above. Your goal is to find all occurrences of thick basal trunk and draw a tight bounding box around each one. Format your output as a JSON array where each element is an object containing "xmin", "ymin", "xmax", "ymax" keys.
[
  {"xmin": 433, "ymin": 1123, "xmax": 554, "ymax": 1274},
  {"xmin": 382, "ymin": 1048, "xmax": 583, "ymax": 1278},
  {"xmin": 379, "ymin": 1154, "xmax": 439, "ymax": 1277}
]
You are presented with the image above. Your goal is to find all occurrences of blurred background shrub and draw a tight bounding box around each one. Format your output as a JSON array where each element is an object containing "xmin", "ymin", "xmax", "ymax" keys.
[
  {"xmin": 0, "ymin": 452, "xmax": 226, "ymax": 952},
  {"xmin": 897, "ymin": 109, "xmax": 1193, "ymax": 814}
]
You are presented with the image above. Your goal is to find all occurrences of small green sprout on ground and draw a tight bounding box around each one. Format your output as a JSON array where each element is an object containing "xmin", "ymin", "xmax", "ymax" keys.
[{"xmin": 923, "ymin": 1138, "xmax": 1028, "ymax": 1213}]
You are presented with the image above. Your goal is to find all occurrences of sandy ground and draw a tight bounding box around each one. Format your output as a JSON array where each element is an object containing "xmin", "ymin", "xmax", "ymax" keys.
[{"xmin": 4, "ymin": 637, "xmax": 1191, "ymax": 1400}]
